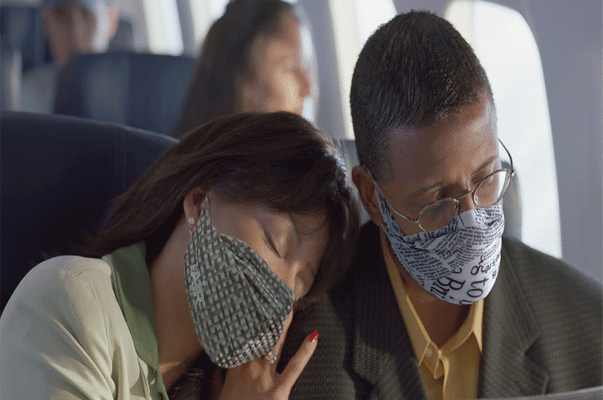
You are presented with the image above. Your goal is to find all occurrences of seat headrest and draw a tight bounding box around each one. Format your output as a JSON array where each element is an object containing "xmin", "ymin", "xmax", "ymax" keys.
[
  {"xmin": 1, "ymin": 111, "xmax": 177, "ymax": 310},
  {"xmin": 0, "ymin": 34, "xmax": 22, "ymax": 111},
  {"xmin": 53, "ymin": 51, "xmax": 196, "ymax": 134}
]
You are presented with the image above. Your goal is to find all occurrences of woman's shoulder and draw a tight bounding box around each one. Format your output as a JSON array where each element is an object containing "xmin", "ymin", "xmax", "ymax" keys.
[
  {"xmin": 0, "ymin": 255, "xmax": 139, "ymax": 398},
  {"xmin": 4, "ymin": 254, "xmax": 115, "ymax": 317},
  {"xmin": 25, "ymin": 254, "xmax": 112, "ymax": 289}
]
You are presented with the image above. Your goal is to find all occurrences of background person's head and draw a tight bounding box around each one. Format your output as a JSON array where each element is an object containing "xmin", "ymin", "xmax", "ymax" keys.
[
  {"xmin": 350, "ymin": 11, "xmax": 493, "ymax": 185},
  {"xmin": 85, "ymin": 112, "xmax": 359, "ymax": 306},
  {"xmin": 173, "ymin": 0, "xmax": 313, "ymax": 138},
  {"xmin": 41, "ymin": 0, "xmax": 120, "ymax": 67}
]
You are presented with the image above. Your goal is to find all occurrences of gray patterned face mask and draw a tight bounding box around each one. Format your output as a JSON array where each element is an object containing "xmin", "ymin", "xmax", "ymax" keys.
[{"xmin": 183, "ymin": 196, "xmax": 296, "ymax": 368}]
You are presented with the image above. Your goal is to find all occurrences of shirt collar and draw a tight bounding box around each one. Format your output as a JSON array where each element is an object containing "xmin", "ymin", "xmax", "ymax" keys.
[
  {"xmin": 104, "ymin": 242, "xmax": 168, "ymax": 398},
  {"xmin": 380, "ymin": 230, "xmax": 484, "ymax": 365}
]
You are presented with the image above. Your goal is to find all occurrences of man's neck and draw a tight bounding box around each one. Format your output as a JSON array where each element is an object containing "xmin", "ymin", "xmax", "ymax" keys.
[{"xmin": 397, "ymin": 262, "xmax": 470, "ymax": 347}]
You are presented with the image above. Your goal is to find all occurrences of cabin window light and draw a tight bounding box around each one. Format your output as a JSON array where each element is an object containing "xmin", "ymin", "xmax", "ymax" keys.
[
  {"xmin": 446, "ymin": 0, "xmax": 562, "ymax": 258},
  {"xmin": 142, "ymin": 0, "xmax": 183, "ymax": 55},
  {"xmin": 328, "ymin": 0, "xmax": 396, "ymax": 139}
]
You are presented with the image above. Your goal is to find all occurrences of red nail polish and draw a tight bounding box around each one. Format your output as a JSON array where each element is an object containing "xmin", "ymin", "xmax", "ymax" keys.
[{"xmin": 308, "ymin": 330, "xmax": 319, "ymax": 343}]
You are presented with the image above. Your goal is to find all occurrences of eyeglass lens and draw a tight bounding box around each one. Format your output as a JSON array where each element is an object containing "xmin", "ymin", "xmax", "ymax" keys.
[{"xmin": 418, "ymin": 170, "xmax": 511, "ymax": 231}]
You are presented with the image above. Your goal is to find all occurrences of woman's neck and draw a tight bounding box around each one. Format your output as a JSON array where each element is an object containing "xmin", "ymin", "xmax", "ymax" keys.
[{"xmin": 149, "ymin": 217, "xmax": 203, "ymax": 390}]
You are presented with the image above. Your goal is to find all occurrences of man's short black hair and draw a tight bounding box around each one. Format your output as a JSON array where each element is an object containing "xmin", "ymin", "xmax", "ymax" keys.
[{"xmin": 350, "ymin": 11, "xmax": 492, "ymax": 182}]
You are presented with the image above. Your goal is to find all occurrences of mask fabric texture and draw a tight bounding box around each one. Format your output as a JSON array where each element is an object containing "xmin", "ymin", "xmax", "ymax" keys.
[
  {"xmin": 183, "ymin": 197, "xmax": 295, "ymax": 368},
  {"xmin": 376, "ymin": 189, "xmax": 505, "ymax": 305}
]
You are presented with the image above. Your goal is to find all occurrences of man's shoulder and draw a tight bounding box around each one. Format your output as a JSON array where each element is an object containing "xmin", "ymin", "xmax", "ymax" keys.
[
  {"xmin": 290, "ymin": 223, "xmax": 384, "ymax": 336},
  {"xmin": 501, "ymin": 235, "xmax": 602, "ymax": 299},
  {"xmin": 328, "ymin": 221, "xmax": 383, "ymax": 297},
  {"xmin": 348, "ymin": 221, "xmax": 382, "ymax": 269},
  {"xmin": 498, "ymin": 235, "xmax": 602, "ymax": 340},
  {"xmin": 494, "ymin": 237, "xmax": 602, "ymax": 391}
]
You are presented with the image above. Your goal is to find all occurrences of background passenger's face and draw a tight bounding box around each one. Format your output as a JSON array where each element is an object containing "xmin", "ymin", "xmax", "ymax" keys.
[
  {"xmin": 241, "ymin": 15, "xmax": 311, "ymax": 115},
  {"xmin": 43, "ymin": 3, "xmax": 98, "ymax": 66}
]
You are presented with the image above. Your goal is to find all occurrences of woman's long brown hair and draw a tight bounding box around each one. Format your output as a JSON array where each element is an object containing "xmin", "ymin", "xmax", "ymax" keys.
[{"xmin": 82, "ymin": 111, "xmax": 359, "ymax": 305}]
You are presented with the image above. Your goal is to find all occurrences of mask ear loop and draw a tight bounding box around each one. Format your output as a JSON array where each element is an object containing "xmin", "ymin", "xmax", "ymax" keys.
[{"xmin": 187, "ymin": 191, "xmax": 209, "ymax": 236}]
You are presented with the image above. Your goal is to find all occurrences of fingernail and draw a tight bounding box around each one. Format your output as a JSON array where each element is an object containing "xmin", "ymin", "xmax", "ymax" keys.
[{"xmin": 308, "ymin": 330, "xmax": 319, "ymax": 343}]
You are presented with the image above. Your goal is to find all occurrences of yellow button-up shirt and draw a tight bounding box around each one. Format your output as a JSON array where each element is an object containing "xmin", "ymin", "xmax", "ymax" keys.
[{"xmin": 381, "ymin": 231, "xmax": 483, "ymax": 400}]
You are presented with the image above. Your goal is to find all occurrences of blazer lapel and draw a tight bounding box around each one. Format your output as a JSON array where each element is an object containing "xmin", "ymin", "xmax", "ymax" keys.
[
  {"xmin": 350, "ymin": 228, "xmax": 428, "ymax": 400},
  {"xmin": 481, "ymin": 237, "xmax": 549, "ymax": 397}
]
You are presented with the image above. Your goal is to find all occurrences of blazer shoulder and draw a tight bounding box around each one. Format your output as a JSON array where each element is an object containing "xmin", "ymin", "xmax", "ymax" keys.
[
  {"xmin": 499, "ymin": 236, "xmax": 602, "ymax": 389},
  {"xmin": 501, "ymin": 236, "xmax": 602, "ymax": 301}
]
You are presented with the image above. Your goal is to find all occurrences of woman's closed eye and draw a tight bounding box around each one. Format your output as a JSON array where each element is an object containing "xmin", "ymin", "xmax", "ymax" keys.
[{"xmin": 263, "ymin": 228, "xmax": 284, "ymax": 259}]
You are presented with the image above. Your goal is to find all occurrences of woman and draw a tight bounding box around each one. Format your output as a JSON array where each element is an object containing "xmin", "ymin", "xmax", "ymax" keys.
[
  {"xmin": 0, "ymin": 112, "xmax": 359, "ymax": 399},
  {"xmin": 172, "ymin": 0, "xmax": 314, "ymax": 137}
]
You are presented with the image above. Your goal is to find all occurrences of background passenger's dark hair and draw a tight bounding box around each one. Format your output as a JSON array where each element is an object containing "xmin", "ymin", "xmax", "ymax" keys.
[
  {"xmin": 350, "ymin": 11, "xmax": 493, "ymax": 183},
  {"xmin": 172, "ymin": 0, "xmax": 296, "ymax": 138},
  {"xmin": 82, "ymin": 112, "xmax": 359, "ymax": 306}
]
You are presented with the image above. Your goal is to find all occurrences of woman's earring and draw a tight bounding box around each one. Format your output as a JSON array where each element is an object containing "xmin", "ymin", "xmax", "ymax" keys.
[{"xmin": 188, "ymin": 217, "xmax": 195, "ymax": 237}]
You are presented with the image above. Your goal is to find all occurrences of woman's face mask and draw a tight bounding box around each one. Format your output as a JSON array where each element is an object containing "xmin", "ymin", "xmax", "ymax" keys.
[
  {"xmin": 376, "ymin": 188, "xmax": 505, "ymax": 305},
  {"xmin": 183, "ymin": 197, "xmax": 296, "ymax": 368}
]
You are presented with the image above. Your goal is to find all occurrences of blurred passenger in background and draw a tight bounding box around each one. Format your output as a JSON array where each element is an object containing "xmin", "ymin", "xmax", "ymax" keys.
[
  {"xmin": 173, "ymin": 0, "xmax": 313, "ymax": 138},
  {"xmin": 20, "ymin": 0, "xmax": 119, "ymax": 114}
]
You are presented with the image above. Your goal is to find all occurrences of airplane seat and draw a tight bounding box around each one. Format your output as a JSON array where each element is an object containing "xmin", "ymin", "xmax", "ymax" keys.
[
  {"xmin": 0, "ymin": 4, "xmax": 50, "ymax": 73},
  {"xmin": 108, "ymin": 19, "xmax": 135, "ymax": 51},
  {"xmin": 1, "ymin": 34, "xmax": 22, "ymax": 111},
  {"xmin": 53, "ymin": 51, "xmax": 196, "ymax": 135},
  {"xmin": 336, "ymin": 139, "xmax": 522, "ymax": 239},
  {"xmin": 0, "ymin": 111, "xmax": 178, "ymax": 312}
]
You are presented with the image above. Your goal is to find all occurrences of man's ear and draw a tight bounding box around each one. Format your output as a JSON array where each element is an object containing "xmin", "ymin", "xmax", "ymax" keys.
[
  {"xmin": 182, "ymin": 187, "xmax": 207, "ymax": 227},
  {"xmin": 352, "ymin": 166, "xmax": 384, "ymax": 227}
]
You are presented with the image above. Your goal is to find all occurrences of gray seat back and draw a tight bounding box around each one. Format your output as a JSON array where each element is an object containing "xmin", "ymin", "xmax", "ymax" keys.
[{"xmin": 1, "ymin": 111, "xmax": 178, "ymax": 311}]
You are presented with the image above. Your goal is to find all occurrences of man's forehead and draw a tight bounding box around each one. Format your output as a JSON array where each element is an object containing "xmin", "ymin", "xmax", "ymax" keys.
[
  {"xmin": 385, "ymin": 98, "xmax": 498, "ymax": 184},
  {"xmin": 388, "ymin": 96, "xmax": 496, "ymax": 150}
]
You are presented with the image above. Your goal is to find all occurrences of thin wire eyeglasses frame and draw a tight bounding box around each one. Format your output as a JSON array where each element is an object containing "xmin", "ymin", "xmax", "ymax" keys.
[{"xmin": 368, "ymin": 139, "xmax": 515, "ymax": 232}]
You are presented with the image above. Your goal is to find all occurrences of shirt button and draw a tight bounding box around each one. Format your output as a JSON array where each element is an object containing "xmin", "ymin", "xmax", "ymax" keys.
[{"xmin": 425, "ymin": 348, "xmax": 433, "ymax": 357}]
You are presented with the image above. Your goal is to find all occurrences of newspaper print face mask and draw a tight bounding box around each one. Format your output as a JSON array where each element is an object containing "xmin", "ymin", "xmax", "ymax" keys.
[
  {"xmin": 183, "ymin": 196, "xmax": 296, "ymax": 368},
  {"xmin": 376, "ymin": 189, "xmax": 505, "ymax": 305}
]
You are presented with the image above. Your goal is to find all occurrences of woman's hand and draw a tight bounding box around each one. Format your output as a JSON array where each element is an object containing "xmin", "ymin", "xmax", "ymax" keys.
[{"xmin": 216, "ymin": 313, "xmax": 319, "ymax": 400}]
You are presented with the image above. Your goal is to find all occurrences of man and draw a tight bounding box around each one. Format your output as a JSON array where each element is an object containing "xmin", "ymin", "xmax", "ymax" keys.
[
  {"xmin": 20, "ymin": 0, "xmax": 119, "ymax": 114},
  {"xmin": 281, "ymin": 11, "xmax": 602, "ymax": 400}
]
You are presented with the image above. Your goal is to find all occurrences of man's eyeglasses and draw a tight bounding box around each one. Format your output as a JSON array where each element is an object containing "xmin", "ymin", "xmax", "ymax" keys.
[{"xmin": 370, "ymin": 140, "xmax": 514, "ymax": 232}]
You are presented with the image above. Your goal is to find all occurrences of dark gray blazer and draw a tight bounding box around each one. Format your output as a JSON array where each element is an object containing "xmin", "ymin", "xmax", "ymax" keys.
[{"xmin": 281, "ymin": 222, "xmax": 602, "ymax": 400}]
